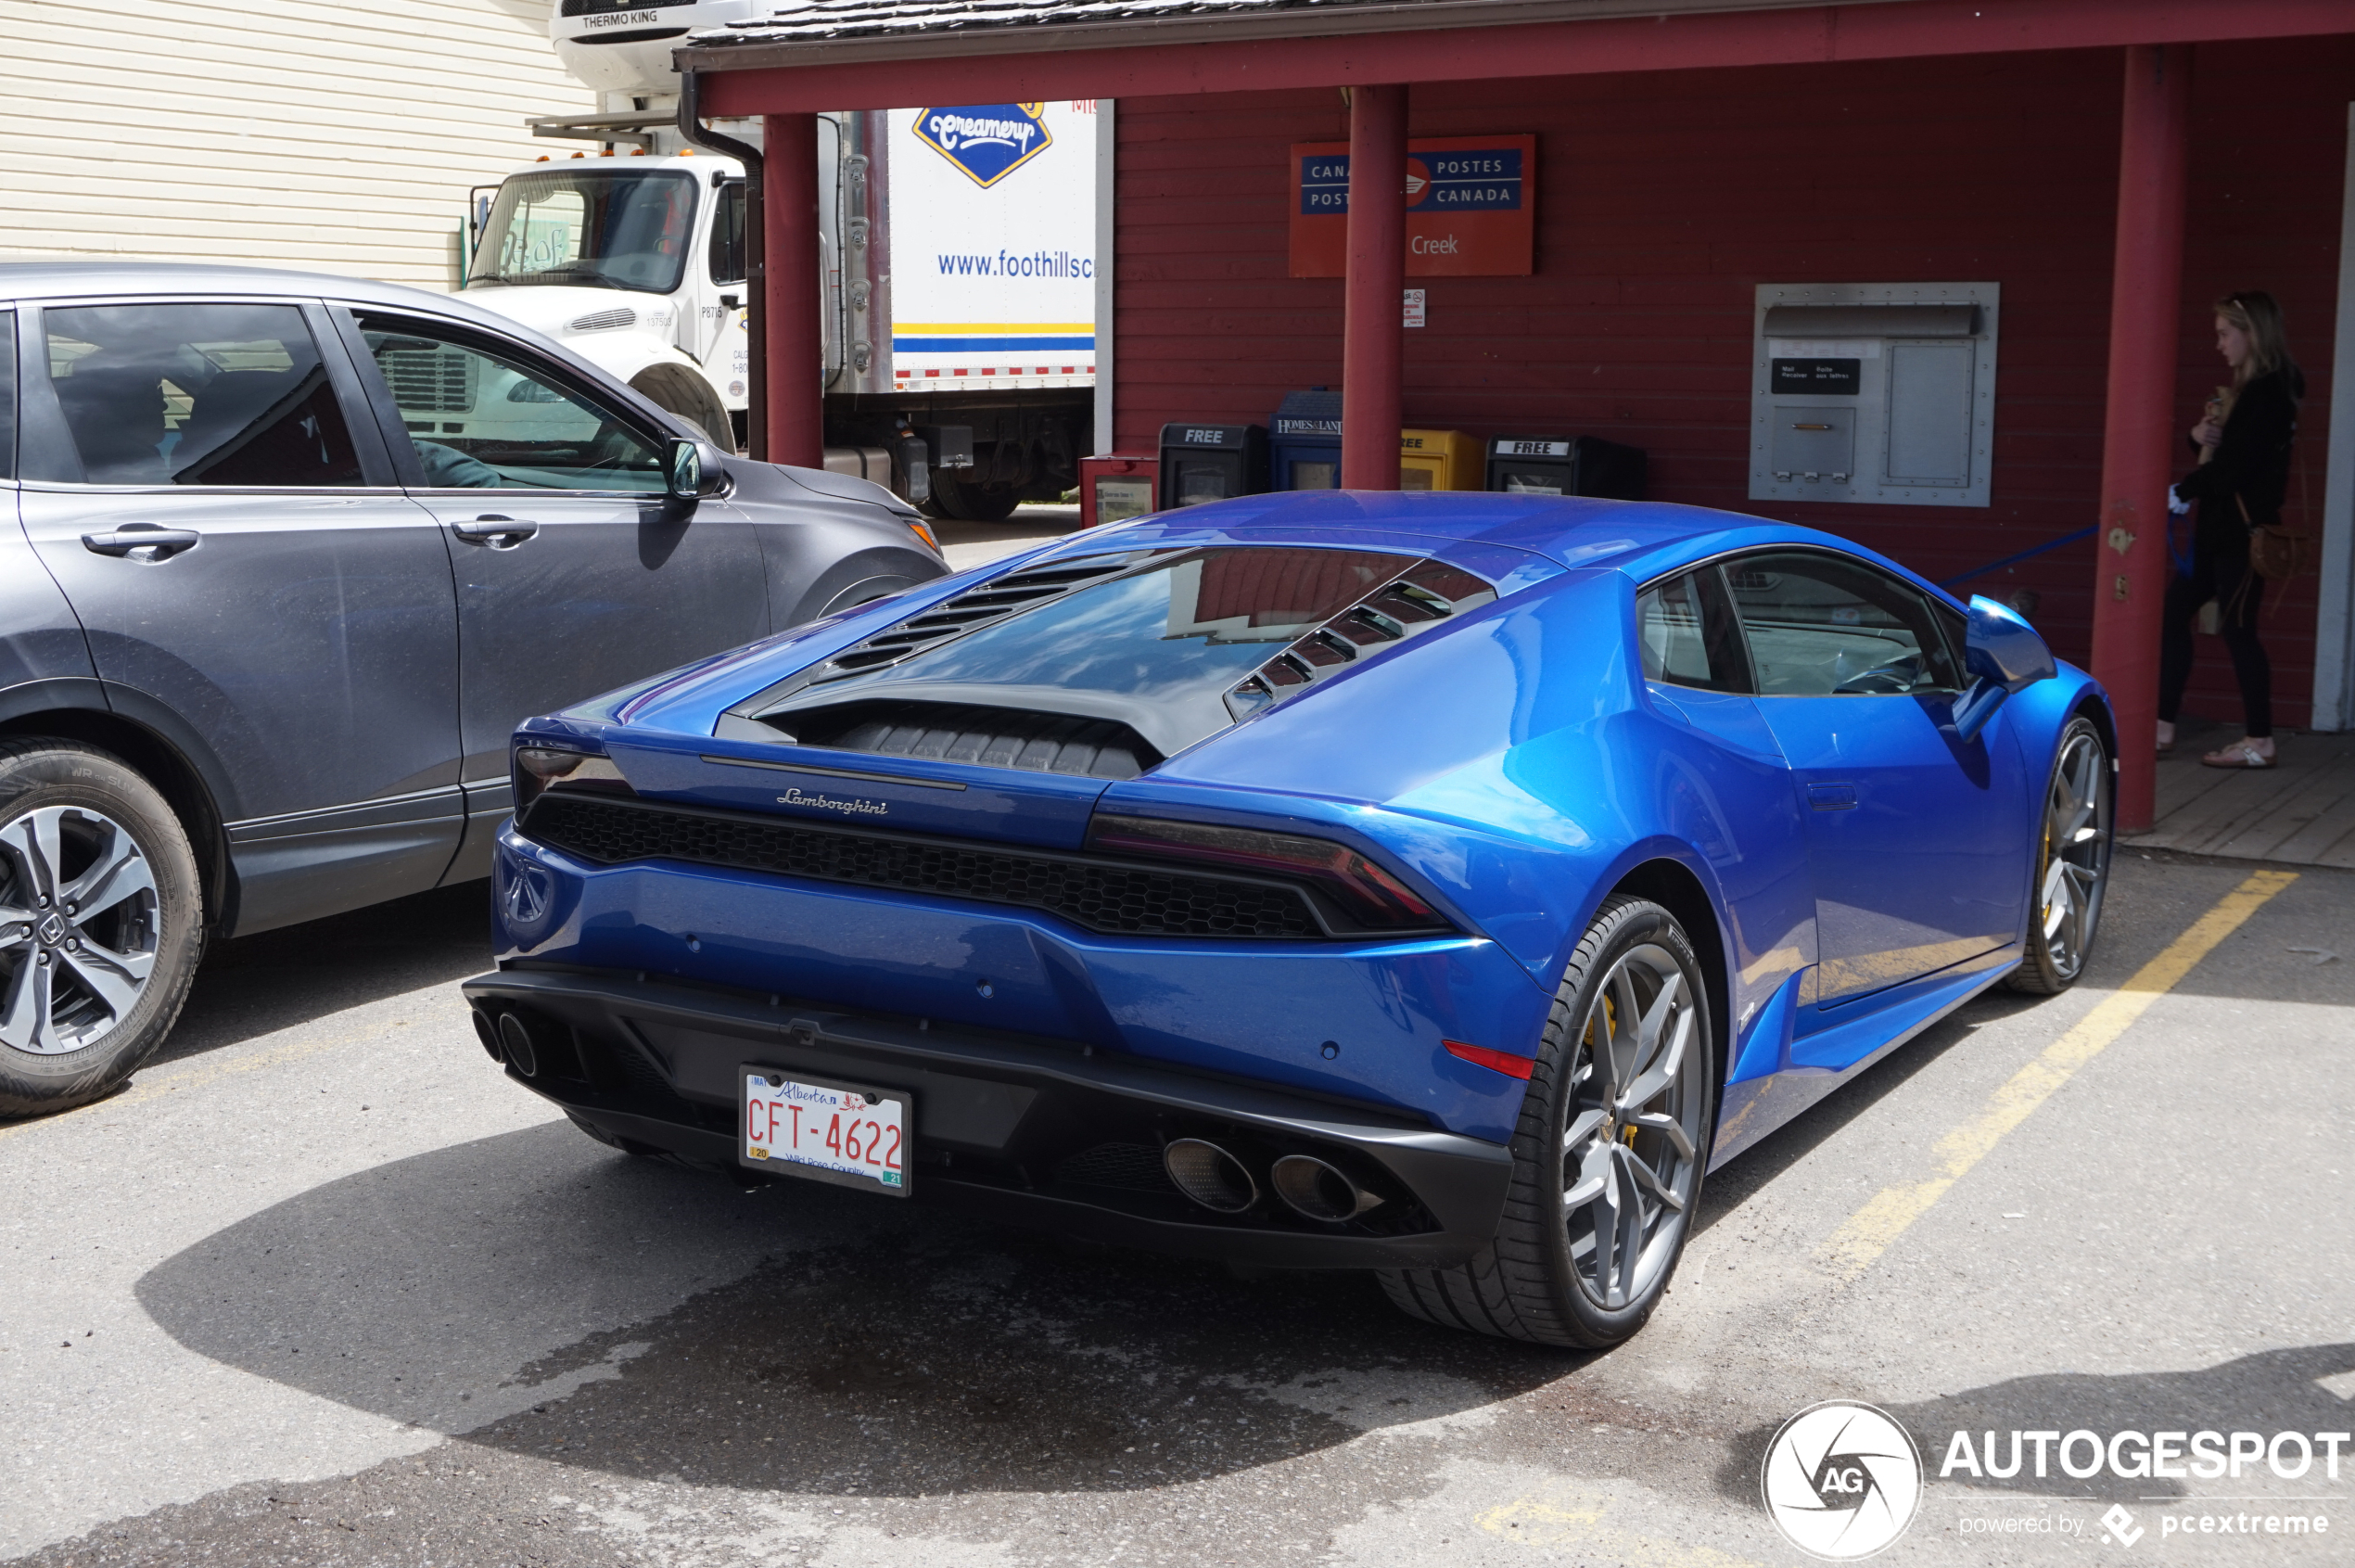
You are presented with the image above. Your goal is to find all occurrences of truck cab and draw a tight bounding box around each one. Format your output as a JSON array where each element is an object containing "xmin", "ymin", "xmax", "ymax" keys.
[{"xmin": 463, "ymin": 148, "xmax": 757, "ymax": 452}]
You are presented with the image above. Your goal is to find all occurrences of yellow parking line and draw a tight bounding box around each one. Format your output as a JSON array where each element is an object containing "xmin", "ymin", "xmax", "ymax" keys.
[
  {"xmin": 1817, "ymin": 868, "xmax": 2298, "ymax": 1283},
  {"xmin": 1479, "ymin": 1495, "xmax": 1764, "ymax": 1564}
]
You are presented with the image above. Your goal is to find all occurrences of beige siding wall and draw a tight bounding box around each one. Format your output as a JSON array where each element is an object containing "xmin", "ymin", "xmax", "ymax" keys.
[{"xmin": 0, "ymin": 0, "xmax": 597, "ymax": 291}]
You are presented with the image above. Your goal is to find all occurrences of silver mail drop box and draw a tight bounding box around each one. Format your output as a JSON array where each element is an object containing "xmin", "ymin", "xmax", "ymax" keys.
[{"xmin": 1750, "ymin": 283, "xmax": 1998, "ymax": 508}]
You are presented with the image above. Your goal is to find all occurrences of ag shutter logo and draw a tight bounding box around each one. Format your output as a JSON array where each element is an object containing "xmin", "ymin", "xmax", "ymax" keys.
[
  {"xmin": 1762, "ymin": 1401, "xmax": 1925, "ymax": 1560},
  {"xmin": 914, "ymin": 104, "xmax": 1053, "ymax": 187}
]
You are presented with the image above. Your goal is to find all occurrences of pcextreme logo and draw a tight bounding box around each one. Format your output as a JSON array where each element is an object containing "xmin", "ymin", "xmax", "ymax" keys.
[
  {"xmin": 1762, "ymin": 1401, "xmax": 1925, "ymax": 1560},
  {"xmin": 914, "ymin": 103, "xmax": 1054, "ymax": 187}
]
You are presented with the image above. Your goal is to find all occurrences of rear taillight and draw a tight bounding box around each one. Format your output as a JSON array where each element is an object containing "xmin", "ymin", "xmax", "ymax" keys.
[
  {"xmin": 513, "ymin": 746, "xmax": 634, "ymax": 813},
  {"xmin": 1085, "ymin": 813, "xmax": 1444, "ymax": 933}
]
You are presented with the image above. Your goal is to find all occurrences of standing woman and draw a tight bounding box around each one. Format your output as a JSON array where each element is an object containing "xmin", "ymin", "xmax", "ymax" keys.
[{"xmin": 2158, "ymin": 291, "xmax": 2303, "ymax": 769}]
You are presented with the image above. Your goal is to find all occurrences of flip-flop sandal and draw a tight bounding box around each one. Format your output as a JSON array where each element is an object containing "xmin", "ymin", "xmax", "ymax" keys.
[{"xmin": 2201, "ymin": 742, "xmax": 2277, "ymax": 770}]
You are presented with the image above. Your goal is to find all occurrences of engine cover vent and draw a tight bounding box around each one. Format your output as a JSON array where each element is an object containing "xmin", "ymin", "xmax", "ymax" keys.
[{"xmin": 771, "ymin": 700, "xmax": 1161, "ymax": 781}]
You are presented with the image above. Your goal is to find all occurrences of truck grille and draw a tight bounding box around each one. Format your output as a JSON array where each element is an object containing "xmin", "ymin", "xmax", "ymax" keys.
[
  {"xmin": 520, "ymin": 794, "xmax": 1326, "ymax": 939},
  {"xmin": 378, "ymin": 348, "xmax": 476, "ymax": 414}
]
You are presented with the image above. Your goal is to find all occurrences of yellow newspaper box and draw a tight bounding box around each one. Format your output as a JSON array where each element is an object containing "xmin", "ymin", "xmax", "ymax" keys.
[{"xmin": 1399, "ymin": 428, "xmax": 1482, "ymax": 491}]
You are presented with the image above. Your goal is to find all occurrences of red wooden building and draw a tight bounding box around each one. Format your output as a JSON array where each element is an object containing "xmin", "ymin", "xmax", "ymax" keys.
[{"xmin": 679, "ymin": 0, "xmax": 2355, "ymax": 829}]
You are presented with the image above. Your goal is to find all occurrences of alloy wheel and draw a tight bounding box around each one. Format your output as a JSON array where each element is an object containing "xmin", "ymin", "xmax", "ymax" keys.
[
  {"xmin": 2039, "ymin": 730, "xmax": 2109, "ymax": 980},
  {"xmin": 1560, "ymin": 942, "xmax": 1705, "ymax": 1309},
  {"xmin": 0, "ymin": 806, "xmax": 161, "ymax": 1055}
]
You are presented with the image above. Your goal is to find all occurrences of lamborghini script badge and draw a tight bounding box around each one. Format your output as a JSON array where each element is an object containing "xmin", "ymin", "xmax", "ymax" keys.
[{"xmin": 779, "ymin": 788, "xmax": 889, "ymax": 818}]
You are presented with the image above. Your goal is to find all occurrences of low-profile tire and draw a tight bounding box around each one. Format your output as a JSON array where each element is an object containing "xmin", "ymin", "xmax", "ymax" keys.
[
  {"xmin": 1380, "ymin": 896, "xmax": 1715, "ymax": 1348},
  {"xmin": 2007, "ymin": 715, "xmax": 2114, "ymax": 995},
  {"xmin": 0, "ymin": 740, "xmax": 204, "ymax": 1117},
  {"xmin": 928, "ymin": 464, "xmax": 1022, "ymax": 522}
]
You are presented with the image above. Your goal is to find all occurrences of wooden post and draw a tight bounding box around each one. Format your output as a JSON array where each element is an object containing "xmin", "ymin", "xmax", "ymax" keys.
[
  {"xmin": 1342, "ymin": 84, "xmax": 1407, "ymax": 490},
  {"xmin": 2089, "ymin": 45, "xmax": 2192, "ymax": 832},
  {"xmin": 761, "ymin": 111, "xmax": 824, "ymax": 469}
]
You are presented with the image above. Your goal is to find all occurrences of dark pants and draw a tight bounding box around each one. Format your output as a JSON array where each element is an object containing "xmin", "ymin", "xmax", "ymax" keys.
[{"xmin": 2158, "ymin": 550, "xmax": 2271, "ymax": 737}]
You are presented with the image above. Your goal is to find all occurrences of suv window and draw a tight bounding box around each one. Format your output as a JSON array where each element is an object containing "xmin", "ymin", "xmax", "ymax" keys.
[
  {"xmin": 0, "ymin": 312, "xmax": 15, "ymax": 482},
  {"xmin": 352, "ymin": 312, "xmax": 667, "ymax": 492},
  {"xmin": 1636, "ymin": 568, "xmax": 1749, "ymax": 692},
  {"xmin": 1725, "ymin": 551, "xmax": 1962, "ymax": 695},
  {"xmin": 40, "ymin": 303, "xmax": 363, "ymax": 487}
]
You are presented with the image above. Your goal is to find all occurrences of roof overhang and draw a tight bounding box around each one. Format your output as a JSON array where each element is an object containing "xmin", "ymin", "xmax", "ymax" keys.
[{"xmin": 684, "ymin": 0, "xmax": 2355, "ymax": 115}]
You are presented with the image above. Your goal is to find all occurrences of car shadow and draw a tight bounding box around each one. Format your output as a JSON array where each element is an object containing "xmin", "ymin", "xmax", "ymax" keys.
[
  {"xmin": 1708, "ymin": 1343, "xmax": 2355, "ymax": 1501},
  {"xmin": 134, "ymin": 1118, "xmax": 1577, "ymax": 1496},
  {"xmin": 148, "ymin": 881, "xmax": 493, "ymax": 1069}
]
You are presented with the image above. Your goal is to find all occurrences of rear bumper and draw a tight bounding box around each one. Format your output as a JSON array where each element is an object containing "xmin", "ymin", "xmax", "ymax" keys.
[{"xmin": 462, "ymin": 965, "xmax": 1515, "ymax": 1269}]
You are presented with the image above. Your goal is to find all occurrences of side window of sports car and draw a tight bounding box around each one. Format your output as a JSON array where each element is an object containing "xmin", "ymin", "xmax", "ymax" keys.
[
  {"xmin": 1636, "ymin": 569, "xmax": 1749, "ymax": 691},
  {"xmin": 1725, "ymin": 552, "xmax": 1963, "ymax": 696}
]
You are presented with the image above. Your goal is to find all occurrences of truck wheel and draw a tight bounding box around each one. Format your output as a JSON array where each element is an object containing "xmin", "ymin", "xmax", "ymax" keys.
[
  {"xmin": 929, "ymin": 465, "xmax": 1022, "ymax": 522},
  {"xmin": 629, "ymin": 364, "xmax": 738, "ymax": 455},
  {"xmin": 0, "ymin": 740, "xmax": 204, "ymax": 1117}
]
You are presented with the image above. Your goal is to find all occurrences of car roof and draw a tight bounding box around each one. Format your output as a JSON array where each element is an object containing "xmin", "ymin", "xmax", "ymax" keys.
[
  {"xmin": 1127, "ymin": 490, "xmax": 1966, "ymax": 608},
  {"xmin": 0, "ymin": 259, "xmax": 535, "ymax": 336}
]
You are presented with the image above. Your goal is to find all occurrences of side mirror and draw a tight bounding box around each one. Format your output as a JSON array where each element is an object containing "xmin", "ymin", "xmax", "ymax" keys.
[
  {"xmin": 664, "ymin": 438, "xmax": 702, "ymax": 505},
  {"xmin": 1952, "ymin": 595, "xmax": 2057, "ymax": 742}
]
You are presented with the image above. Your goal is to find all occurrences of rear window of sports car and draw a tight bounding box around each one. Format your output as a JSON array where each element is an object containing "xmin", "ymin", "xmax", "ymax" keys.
[{"xmin": 767, "ymin": 546, "xmax": 1423, "ymax": 759}]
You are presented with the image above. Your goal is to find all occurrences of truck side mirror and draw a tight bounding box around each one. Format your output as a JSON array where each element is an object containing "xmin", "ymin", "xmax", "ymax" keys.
[{"xmin": 1952, "ymin": 594, "xmax": 2057, "ymax": 742}]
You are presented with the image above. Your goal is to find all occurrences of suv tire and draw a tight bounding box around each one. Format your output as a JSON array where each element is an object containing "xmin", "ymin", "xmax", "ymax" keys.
[{"xmin": 0, "ymin": 740, "xmax": 204, "ymax": 1117}]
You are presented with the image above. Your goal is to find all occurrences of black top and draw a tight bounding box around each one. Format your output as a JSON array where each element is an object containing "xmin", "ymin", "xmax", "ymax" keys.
[{"xmin": 2172, "ymin": 366, "xmax": 2303, "ymax": 557}]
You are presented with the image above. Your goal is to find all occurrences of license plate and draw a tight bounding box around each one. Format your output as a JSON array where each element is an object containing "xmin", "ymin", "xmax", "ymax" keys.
[{"xmin": 738, "ymin": 1067, "xmax": 910, "ymax": 1195}]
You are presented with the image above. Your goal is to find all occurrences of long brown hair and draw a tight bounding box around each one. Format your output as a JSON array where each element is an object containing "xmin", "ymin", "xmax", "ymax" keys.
[{"xmin": 2216, "ymin": 290, "xmax": 2297, "ymax": 389}]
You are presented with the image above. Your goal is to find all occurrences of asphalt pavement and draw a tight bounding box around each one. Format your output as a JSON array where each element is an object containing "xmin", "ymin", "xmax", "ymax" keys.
[{"xmin": 3, "ymin": 515, "xmax": 2349, "ymax": 1565}]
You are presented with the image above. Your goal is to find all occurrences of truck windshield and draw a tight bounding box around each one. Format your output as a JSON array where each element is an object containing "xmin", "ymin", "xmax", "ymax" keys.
[{"xmin": 469, "ymin": 170, "xmax": 697, "ymax": 295}]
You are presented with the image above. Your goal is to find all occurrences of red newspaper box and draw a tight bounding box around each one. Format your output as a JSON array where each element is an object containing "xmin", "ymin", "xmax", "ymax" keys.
[{"xmin": 1079, "ymin": 454, "xmax": 1158, "ymax": 527}]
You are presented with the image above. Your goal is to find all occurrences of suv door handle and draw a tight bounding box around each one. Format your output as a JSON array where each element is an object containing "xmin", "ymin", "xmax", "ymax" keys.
[
  {"xmin": 450, "ymin": 515, "xmax": 540, "ymax": 547},
  {"xmin": 83, "ymin": 527, "xmax": 201, "ymax": 561}
]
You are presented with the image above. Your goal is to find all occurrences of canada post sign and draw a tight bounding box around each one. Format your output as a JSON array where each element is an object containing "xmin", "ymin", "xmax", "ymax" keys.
[
  {"xmin": 1290, "ymin": 134, "xmax": 1535, "ymax": 277},
  {"xmin": 914, "ymin": 103, "xmax": 1053, "ymax": 187}
]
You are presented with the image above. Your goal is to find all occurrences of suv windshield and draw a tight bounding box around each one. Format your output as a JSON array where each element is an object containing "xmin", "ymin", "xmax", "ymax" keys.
[{"xmin": 467, "ymin": 170, "xmax": 697, "ymax": 295}]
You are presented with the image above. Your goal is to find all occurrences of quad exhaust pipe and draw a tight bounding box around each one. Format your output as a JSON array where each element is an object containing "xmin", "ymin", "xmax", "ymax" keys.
[
  {"xmin": 1164, "ymin": 1139, "xmax": 1257, "ymax": 1212},
  {"xmin": 1270, "ymin": 1154, "xmax": 1384, "ymax": 1222},
  {"xmin": 1164, "ymin": 1139, "xmax": 1382, "ymax": 1222},
  {"xmin": 472, "ymin": 1005, "xmax": 542, "ymax": 1079}
]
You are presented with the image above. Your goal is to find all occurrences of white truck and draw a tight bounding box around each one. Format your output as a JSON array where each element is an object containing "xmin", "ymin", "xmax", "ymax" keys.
[{"xmin": 457, "ymin": 0, "xmax": 1099, "ymax": 518}]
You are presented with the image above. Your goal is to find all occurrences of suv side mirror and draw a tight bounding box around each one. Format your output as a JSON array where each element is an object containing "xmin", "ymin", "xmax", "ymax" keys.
[
  {"xmin": 1952, "ymin": 594, "xmax": 2058, "ymax": 742},
  {"xmin": 666, "ymin": 438, "xmax": 724, "ymax": 506}
]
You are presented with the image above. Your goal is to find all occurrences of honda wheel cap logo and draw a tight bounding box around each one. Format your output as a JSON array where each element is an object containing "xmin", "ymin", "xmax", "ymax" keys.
[
  {"xmin": 915, "ymin": 103, "xmax": 1052, "ymax": 187},
  {"xmin": 1762, "ymin": 1401, "xmax": 1923, "ymax": 1560}
]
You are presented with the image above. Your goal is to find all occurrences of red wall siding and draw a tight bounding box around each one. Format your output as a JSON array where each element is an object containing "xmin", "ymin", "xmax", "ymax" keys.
[{"xmin": 1114, "ymin": 38, "xmax": 2349, "ymax": 728}]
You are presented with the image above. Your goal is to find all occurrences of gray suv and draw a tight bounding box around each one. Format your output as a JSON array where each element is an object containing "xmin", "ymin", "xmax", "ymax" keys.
[{"xmin": 0, "ymin": 262, "xmax": 947, "ymax": 1115}]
